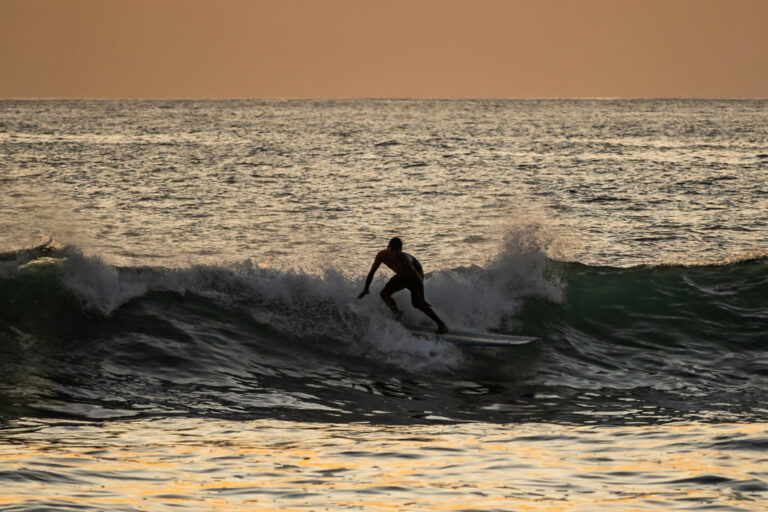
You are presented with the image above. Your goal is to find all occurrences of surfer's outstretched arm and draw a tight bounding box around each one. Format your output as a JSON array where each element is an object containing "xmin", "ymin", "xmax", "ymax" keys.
[{"xmin": 358, "ymin": 256, "xmax": 382, "ymax": 299}]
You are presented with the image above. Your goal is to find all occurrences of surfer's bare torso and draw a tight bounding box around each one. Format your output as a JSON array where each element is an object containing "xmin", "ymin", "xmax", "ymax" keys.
[{"xmin": 371, "ymin": 249, "xmax": 423, "ymax": 281}]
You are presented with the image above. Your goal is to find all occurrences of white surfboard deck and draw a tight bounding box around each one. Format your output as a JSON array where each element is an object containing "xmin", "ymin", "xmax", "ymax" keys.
[{"xmin": 407, "ymin": 326, "xmax": 539, "ymax": 347}]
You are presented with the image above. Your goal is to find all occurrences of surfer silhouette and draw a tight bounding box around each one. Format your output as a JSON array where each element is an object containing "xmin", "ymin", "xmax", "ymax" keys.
[{"xmin": 358, "ymin": 237, "xmax": 448, "ymax": 334}]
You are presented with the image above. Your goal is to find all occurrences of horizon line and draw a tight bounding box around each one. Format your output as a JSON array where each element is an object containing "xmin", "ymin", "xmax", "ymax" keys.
[{"xmin": 2, "ymin": 96, "xmax": 767, "ymax": 101}]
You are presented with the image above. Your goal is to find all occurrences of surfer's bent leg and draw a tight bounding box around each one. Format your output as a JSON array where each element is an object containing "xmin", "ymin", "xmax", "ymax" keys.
[{"xmin": 380, "ymin": 276, "xmax": 406, "ymax": 318}]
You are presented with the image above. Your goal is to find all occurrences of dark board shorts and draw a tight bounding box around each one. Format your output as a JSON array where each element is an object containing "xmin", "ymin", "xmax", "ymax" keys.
[
  {"xmin": 382, "ymin": 262, "xmax": 426, "ymax": 305},
  {"xmin": 383, "ymin": 274, "xmax": 418, "ymax": 295}
]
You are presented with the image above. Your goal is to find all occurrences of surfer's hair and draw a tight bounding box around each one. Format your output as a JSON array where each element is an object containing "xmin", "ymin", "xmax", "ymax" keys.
[{"xmin": 388, "ymin": 237, "xmax": 403, "ymax": 251}]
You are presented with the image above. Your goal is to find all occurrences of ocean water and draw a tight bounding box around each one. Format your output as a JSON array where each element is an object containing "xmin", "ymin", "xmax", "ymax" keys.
[{"xmin": 1, "ymin": 99, "xmax": 767, "ymax": 510}]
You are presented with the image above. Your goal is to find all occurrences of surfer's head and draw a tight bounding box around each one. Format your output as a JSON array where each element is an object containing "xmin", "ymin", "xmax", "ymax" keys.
[{"xmin": 387, "ymin": 237, "xmax": 402, "ymax": 254}]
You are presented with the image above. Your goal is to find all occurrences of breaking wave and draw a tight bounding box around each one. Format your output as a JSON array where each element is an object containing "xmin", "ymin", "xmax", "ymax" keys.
[{"xmin": 0, "ymin": 240, "xmax": 766, "ymax": 424}]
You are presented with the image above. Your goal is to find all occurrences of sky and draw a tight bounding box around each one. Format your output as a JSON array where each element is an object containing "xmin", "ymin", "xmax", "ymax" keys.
[{"xmin": 1, "ymin": 0, "xmax": 767, "ymax": 99}]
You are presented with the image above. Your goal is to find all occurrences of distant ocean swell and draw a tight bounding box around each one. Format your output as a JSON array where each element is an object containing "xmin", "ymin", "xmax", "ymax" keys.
[{"xmin": 1, "ymin": 240, "xmax": 766, "ymax": 424}]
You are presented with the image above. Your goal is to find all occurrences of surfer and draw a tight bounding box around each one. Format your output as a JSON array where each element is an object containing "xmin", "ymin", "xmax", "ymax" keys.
[{"xmin": 358, "ymin": 237, "xmax": 448, "ymax": 334}]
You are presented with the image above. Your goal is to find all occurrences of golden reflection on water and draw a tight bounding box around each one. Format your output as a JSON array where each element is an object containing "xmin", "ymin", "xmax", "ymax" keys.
[{"xmin": 1, "ymin": 419, "xmax": 766, "ymax": 511}]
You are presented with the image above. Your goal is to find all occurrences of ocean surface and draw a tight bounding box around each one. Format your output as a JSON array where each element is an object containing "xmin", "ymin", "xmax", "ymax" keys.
[{"xmin": 1, "ymin": 99, "xmax": 767, "ymax": 510}]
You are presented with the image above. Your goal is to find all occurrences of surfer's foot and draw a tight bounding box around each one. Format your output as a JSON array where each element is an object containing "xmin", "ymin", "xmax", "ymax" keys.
[
  {"xmin": 435, "ymin": 323, "xmax": 448, "ymax": 334},
  {"xmin": 392, "ymin": 310, "xmax": 404, "ymax": 322}
]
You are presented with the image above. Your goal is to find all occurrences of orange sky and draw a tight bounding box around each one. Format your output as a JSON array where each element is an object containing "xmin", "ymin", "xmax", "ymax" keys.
[{"xmin": 1, "ymin": 0, "xmax": 766, "ymax": 98}]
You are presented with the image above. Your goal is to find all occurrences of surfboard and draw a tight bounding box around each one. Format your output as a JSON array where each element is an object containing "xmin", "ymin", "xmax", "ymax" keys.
[{"xmin": 407, "ymin": 326, "xmax": 539, "ymax": 347}]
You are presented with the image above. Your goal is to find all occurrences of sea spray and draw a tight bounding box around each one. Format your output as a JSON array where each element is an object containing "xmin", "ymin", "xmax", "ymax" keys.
[{"xmin": 425, "ymin": 223, "xmax": 565, "ymax": 331}]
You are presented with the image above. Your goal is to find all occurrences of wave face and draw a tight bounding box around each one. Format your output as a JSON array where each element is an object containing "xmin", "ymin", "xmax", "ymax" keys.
[{"xmin": 1, "ymin": 243, "xmax": 766, "ymax": 425}]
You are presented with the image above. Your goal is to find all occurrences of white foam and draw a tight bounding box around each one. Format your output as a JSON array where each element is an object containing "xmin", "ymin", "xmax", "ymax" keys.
[{"xmin": 62, "ymin": 249, "xmax": 150, "ymax": 314}]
